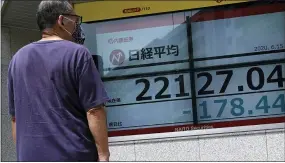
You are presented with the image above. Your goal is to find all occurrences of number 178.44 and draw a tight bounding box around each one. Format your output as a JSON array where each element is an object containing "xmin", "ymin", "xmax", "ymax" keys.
[{"xmin": 199, "ymin": 94, "xmax": 285, "ymax": 119}]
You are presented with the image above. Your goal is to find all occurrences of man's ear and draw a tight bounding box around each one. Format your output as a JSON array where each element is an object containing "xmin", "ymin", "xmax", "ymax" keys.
[{"xmin": 58, "ymin": 15, "xmax": 65, "ymax": 27}]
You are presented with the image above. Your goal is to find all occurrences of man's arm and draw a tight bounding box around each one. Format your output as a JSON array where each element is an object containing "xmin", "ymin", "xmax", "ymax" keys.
[
  {"xmin": 76, "ymin": 48, "xmax": 110, "ymax": 161},
  {"xmin": 87, "ymin": 106, "xmax": 109, "ymax": 161},
  {"xmin": 12, "ymin": 117, "xmax": 16, "ymax": 144},
  {"xmin": 8, "ymin": 60, "xmax": 16, "ymax": 145}
]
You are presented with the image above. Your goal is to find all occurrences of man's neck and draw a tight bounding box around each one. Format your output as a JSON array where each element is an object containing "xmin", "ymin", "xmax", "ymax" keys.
[
  {"xmin": 40, "ymin": 35, "xmax": 63, "ymax": 41},
  {"xmin": 40, "ymin": 29, "xmax": 65, "ymax": 41}
]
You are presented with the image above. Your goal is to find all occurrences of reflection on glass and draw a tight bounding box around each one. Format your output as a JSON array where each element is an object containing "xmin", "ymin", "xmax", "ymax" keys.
[{"xmin": 82, "ymin": 1, "xmax": 285, "ymax": 137}]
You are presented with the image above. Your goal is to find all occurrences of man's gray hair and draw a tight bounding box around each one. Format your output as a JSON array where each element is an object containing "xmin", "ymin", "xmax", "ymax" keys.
[{"xmin": 36, "ymin": 0, "xmax": 73, "ymax": 31}]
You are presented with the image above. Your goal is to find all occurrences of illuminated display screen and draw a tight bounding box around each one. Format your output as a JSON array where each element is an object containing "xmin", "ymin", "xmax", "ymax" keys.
[{"xmin": 82, "ymin": 2, "xmax": 285, "ymax": 137}]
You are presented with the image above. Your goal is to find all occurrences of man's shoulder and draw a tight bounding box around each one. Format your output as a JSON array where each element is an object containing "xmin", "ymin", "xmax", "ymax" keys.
[
  {"xmin": 17, "ymin": 40, "xmax": 90, "ymax": 56},
  {"xmin": 18, "ymin": 40, "xmax": 88, "ymax": 50},
  {"xmin": 49, "ymin": 40, "xmax": 93, "ymax": 65},
  {"xmin": 12, "ymin": 40, "xmax": 92, "ymax": 66},
  {"xmin": 63, "ymin": 41, "xmax": 92, "ymax": 62},
  {"xmin": 56, "ymin": 40, "xmax": 91, "ymax": 58},
  {"xmin": 58, "ymin": 40, "xmax": 88, "ymax": 51}
]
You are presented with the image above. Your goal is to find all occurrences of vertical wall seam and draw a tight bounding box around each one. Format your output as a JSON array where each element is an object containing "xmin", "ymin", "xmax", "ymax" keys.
[
  {"xmin": 283, "ymin": 129, "xmax": 285, "ymax": 161},
  {"xmin": 133, "ymin": 142, "xmax": 137, "ymax": 161},
  {"xmin": 198, "ymin": 136, "xmax": 201, "ymax": 161},
  {"xmin": 265, "ymin": 130, "xmax": 269, "ymax": 161},
  {"xmin": 8, "ymin": 27, "xmax": 12, "ymax": 59}
]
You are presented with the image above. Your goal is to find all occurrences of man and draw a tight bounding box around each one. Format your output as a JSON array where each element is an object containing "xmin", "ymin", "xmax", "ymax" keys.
[{"xmin": 7, "ymin": 0, "xmax": 110, "ymax": 161}]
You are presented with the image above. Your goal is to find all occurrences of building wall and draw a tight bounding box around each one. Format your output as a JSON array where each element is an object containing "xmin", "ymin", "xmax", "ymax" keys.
[
  {"xmin": 109, "ymin": 129, "xmax": 284, "ymax": 161},
  {"xmin": 1, "ymin": 26, "xmax": 284, "ymax": 162}
]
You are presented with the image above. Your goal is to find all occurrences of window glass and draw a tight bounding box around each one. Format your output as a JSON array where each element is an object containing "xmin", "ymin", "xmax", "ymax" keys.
[
  {"xmin": 82, "ymin": 12, "xmax": 193, "ymax": 137},
  {"xmin": 82, "ymin": 1, "xmax": 285, "ymax": 137},
  {"xmin": 83, "ymin": 12, "xmax": 188, "ymax": 77},
  {"xmin": 191, "ymin": 2, "xmax": 285, "ymax": 128}
]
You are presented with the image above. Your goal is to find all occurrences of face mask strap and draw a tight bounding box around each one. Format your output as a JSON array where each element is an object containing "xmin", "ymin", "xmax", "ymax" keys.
[
  {"xmin": 62, "ymin": 16, "xmax": 76, "ymax": 24},
  {"xmin": 62, "ymin": 26, "xmax": 72, "ymax": 36},
  {"xmin": 61, "ymin": 16, "xmax": 77, "ymax": 36}
]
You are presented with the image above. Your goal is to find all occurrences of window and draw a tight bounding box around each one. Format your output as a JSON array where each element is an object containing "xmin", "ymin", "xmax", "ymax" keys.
[{"xmin": 81, "ymin": 1, "xmax": 285, "ymax": 140}]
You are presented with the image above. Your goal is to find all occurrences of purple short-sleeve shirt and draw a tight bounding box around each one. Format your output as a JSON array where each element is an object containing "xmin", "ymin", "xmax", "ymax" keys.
[{"xmin": 7, "ymin": 40, "xmax": 109, "ymax": 161}]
